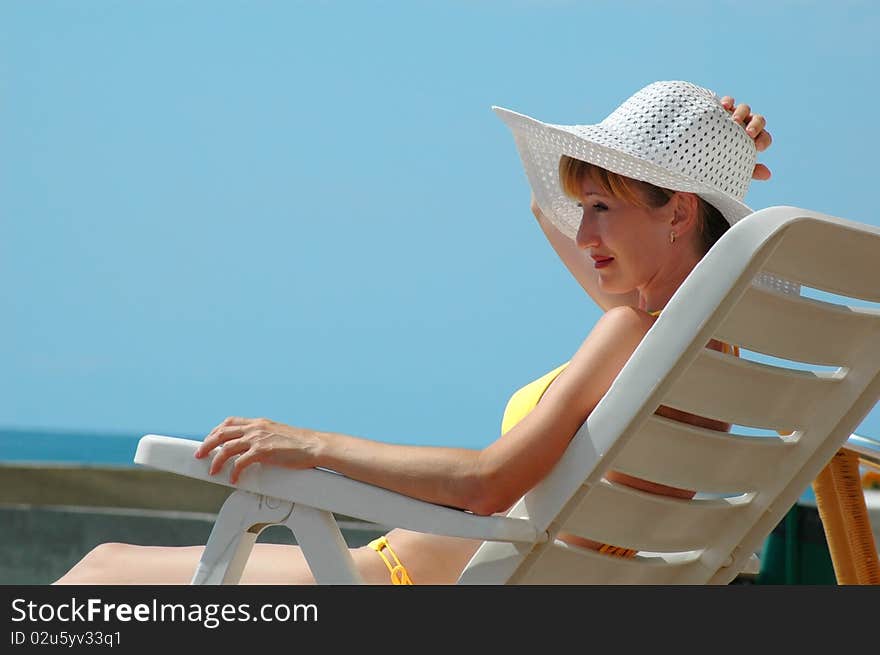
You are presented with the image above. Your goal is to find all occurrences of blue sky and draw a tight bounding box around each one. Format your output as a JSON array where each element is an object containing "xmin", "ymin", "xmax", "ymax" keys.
[{"xmin": 2, "ymin": 1, "xmax": 879, "ymax": 451}]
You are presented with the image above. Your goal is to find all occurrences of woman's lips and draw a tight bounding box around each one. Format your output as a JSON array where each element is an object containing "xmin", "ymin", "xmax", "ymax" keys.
[{"xmin": 592, "ymin": 256, "xmax": 614, "ymax": 269}]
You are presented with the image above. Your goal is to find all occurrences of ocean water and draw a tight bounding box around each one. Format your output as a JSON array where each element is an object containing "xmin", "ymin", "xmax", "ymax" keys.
[{"xmin": 0, "ymin": 427, "xmax": 176, "ymax": 466}]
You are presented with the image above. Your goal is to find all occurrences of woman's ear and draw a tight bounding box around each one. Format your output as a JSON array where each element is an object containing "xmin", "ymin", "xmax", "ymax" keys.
[{"xmin": 670, "ymin": 192, "xmax": 700, "ymax": 236}]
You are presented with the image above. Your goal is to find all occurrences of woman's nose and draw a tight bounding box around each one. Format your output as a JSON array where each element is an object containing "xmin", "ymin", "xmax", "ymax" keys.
[{"xmin": 575, "ymin": 214, "xmax": 599, "ymax": 250}]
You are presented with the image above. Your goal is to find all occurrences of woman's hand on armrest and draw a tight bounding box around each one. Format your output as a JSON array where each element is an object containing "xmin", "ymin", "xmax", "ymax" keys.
[
  {"xmin": 195, "ymin": 417, "xmax": 324, "ymax": 483},
  {"xmin": 194, "ymin": 415, "xmax": 489, "ymax": 512}
]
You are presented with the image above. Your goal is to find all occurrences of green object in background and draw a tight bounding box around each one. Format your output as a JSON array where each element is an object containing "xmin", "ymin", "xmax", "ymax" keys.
[{"xmin": 756, "ymin": 504, "xmax": 837, "ymax": 585}]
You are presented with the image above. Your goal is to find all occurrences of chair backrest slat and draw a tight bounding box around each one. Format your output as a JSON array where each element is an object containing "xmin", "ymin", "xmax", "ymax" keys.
[
  {"xmin": 761, "ymin": 216, "xmax": 880, "ymax": 303},
  {"xmin": 613, "ymin": 415, "xmax": 792, "ymax": 494},
  {"xmin": 559, "ymin": 480, "xmax": 755, "ymax": 553},
  {"xmin": 513, "ymin": 542, "xmax": 708, "ymax": 585},
  {"xmin": 714, "ymin": 285, "xmax": 880, "ymax": 367},
  {"xmin": 662, "ymin": 349, "xmax": 841, "ymax": 431}
]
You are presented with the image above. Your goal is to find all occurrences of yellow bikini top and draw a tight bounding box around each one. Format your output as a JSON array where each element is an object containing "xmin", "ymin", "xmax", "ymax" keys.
[{"xmin": 500, "ymin": 309, "xmax": 739, "ymax": 435}]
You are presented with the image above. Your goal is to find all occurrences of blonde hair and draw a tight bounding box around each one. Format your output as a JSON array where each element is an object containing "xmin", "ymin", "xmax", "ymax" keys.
[{"xmin": 558, "ymin": 155, "xmax": 729, "ymax": 254}]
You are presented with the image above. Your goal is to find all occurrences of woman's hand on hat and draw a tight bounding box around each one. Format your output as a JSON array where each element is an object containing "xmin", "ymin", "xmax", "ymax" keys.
[
  {"xmin": 720, "ymin": 95, "xmax": 772, "ymax": 180},
  {"xmin": 195, "ymin": 416, "xmax": 324, "ymax": 484}
]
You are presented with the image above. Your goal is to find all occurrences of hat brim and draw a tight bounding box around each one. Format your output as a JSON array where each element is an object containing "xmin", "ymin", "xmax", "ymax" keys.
[{"xmin": 494, "ymin": 106, "xmax": 753, "ymax": 240}]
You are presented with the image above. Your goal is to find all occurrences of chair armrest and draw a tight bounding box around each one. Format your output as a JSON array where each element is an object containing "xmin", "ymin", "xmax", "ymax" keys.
[{"xmin": 135, "ymin": 435, "xmax": 544, "ymax": 544}]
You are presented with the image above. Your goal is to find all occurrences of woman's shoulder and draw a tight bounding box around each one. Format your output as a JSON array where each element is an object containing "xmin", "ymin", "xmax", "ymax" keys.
[
  {"xmin": 500, "ymin": 307, "xmax": 657, "ymax": 436},
  {"xmin": 609, "ymin": 304, "xmax": 662, "ymax": 318},
  {"xmin": 603, "ymin": 306, "xmax": 738, "ymax": 355},
  {"xmin": 593, "ymin": 305, "xmax": 659, "ymax": 336}
]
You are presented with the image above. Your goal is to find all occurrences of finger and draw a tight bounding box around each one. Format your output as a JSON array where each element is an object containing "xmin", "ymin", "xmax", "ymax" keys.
[
  {"xmin": 745, "ymin": 114, "xmax": 766, "ymax": 138},
  {"xmin": 219, "ymin": 416, "xmax": 251, "ymax": 427},
  {"xmin": 209, "ymin": 438, "xmax": 251, "ymax": 476},
  {"xmin": 732, "ymin": 103, "xmax": 751, "ymax": 125},
  {"xmin": 204, "ymin": 416, "xmax": 255, "ymax": 444},
  {"xmin": 720, "ymin": 96, "xmax": 735, "ymax": 111},
  {"xmin": 752, "ymin": 163, "xmax": 772, "ymax": 181},
  {"xmin": 197, "ymin": 426, "xmax": 245, "ymax": 458},
  {"xmin": 754, "ymin": 129, "xmax": 772, "ymax": 152},
  {"xmin": 195, "ymin": 426, "xmax": 248, "ymax": 458},
  {"xmin": 229, "ymin": 448, "xmax": 266, "ymax": 485}
]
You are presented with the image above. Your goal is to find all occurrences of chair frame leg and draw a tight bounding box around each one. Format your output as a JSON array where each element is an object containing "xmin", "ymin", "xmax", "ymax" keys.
[
  {"xmin": 192, "ymin": 490, "xmax": 294, "ymax": 585},
  {"xmin": 191, "ymin": 489, "xmax": 364, "ymax": 585},
  {"xmin": 286, "ymin": 504, "xmax": 364, "ymax": 584}
]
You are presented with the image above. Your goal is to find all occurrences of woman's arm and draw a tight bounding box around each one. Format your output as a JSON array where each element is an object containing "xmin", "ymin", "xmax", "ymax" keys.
[
  {"xmin": 195, "ymin": 418, "xmax": 486, "ymax": 510},
  {"xmin": 195, "ymin": 306, "xmax": 654, "ymax": 516},
  {"xmin": 472, "ymin": 305, "xmax": 653, "ymax": 512}
]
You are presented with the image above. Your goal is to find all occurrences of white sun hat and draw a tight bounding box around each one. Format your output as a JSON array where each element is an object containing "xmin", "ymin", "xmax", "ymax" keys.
[{"xmin": 494, "ymin": 80, "xmax": 758, "ymax": 241}]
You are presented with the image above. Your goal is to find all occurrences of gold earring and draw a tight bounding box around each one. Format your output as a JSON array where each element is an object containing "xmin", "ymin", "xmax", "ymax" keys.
[{"xmin": 669, "ymin": 231, "xmax": 676, "ymax": 244}]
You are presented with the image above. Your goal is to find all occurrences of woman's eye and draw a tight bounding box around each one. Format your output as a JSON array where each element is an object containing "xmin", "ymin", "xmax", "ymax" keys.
[{"xmin": 575, "ymin": 202, "xmax": 609, "ymax": 211}]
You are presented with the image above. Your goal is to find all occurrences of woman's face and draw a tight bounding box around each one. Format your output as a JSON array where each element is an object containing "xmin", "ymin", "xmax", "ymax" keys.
[{"xmin": 574, "ymin": 174, "xmax": 676, "ymax": 296}]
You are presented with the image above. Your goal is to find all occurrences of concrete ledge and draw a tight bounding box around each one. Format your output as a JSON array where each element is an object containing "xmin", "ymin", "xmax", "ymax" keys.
[
  {"xmin": 0, "ymin": 505, "xmax": 386, "ymax": 585},
  {"xmin": 0, "ymin": 464, "xmax": 233, "ymax": 513},
  {"xmin": 0, "ymin": 464, "xmax": 388, "ymax": 584}
]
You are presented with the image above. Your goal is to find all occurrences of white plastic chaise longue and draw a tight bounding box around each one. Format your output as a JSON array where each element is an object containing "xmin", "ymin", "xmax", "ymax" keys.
[{"xmin": 135, "ymin": 206, "xmax": 880, "ymax": 585}]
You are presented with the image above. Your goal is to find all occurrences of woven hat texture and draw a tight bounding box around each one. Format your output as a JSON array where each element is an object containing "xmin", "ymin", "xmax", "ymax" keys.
[{"xmin": 494, "ymin": 81, "xmax": 757, "ymax": 239}]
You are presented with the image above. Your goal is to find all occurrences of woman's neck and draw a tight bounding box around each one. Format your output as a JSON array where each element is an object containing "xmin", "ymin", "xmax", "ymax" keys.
[{"xmin": 637, "ymin": 252, "xmax": 701, "ymax": 314}]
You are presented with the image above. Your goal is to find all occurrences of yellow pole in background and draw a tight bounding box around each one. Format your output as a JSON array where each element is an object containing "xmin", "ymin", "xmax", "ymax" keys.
[{"xmin": 812, "ymin": 449, "xmax": 880, "ymax": 585}]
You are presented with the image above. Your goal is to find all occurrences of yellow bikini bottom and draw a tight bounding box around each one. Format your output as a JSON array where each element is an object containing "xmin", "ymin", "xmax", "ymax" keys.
[{"xmin": 367, "ymin": 536, "xmax": 414, "ymax": 585}]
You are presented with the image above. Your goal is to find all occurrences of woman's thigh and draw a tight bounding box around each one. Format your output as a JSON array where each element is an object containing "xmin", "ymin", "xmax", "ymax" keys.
[
  {"xmin": 55, "ymin": 543, "xmax": 321, "ymax": 585},
  {"xmin": 55, "ymin": 529, "xmax": 482, "ymax": 585}
]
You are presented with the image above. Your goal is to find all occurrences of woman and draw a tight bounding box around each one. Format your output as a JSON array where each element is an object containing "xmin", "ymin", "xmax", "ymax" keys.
[{"xmin": 56, "ymin": 81, "xmax": 773, "ymax": 585}]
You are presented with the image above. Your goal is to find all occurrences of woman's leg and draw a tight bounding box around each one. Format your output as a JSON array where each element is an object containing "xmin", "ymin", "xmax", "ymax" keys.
[{"xmin": 53, "ymin": 528, "xmax": 482, "ymax": 585}]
